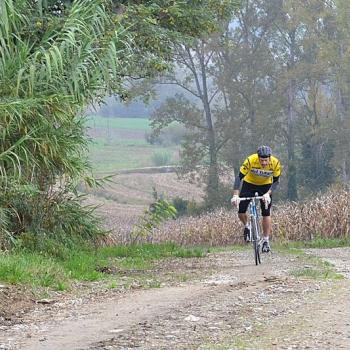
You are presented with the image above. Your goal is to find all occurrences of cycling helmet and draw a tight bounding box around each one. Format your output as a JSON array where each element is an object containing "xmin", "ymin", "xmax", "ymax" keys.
[{"xmin": 257, "ymin": 145, "xmax": 272, "ymax": 158}]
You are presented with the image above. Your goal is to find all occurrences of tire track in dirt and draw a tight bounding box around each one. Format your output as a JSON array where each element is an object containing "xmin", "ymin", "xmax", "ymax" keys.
[
  {"xmin": 0, "ymin": 251, "xmax": 277, "ymax": 350},
  {"xmin": 236, "ymin": 248, "xmax": 350, "ymax": 350},
  {"xmin": 0, "ymin": 249, "xmax": 348, "ymax": 350}
]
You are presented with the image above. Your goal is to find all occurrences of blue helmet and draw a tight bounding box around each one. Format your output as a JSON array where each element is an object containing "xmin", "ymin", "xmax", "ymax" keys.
[{"xmin": 257, "ymin": 145, "xmax": 272, "ymax": 158}]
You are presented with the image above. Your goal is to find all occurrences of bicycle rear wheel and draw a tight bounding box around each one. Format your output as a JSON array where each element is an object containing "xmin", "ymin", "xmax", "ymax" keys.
[{"xmin": 251, "ymin": 216, "xmax": 261, "ymax": 265}]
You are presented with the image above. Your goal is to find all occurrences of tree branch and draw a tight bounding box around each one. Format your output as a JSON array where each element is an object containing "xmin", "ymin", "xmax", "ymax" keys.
[
  {"xmin": 208, "ymin": 88, "xmax": 220, "ymax": 104},
  {"xmin": 156, "ymin": 80, "xmax": 201, "ymax": 99}
]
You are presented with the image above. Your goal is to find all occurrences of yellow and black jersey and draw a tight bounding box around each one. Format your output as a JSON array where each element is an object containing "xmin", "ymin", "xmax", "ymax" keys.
[{"xmin": 240, "ymin": 153, "xmax": 282, "ymax": 186}]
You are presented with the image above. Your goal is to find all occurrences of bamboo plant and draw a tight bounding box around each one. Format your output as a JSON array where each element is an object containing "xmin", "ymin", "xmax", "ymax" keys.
[{"xmin": 0, "ymin": 0, "xmax": 130, "ymax": 248}]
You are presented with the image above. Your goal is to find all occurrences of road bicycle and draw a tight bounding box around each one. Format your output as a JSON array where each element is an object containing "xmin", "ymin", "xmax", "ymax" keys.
[{"xmin": 240, "ymin": 193, "xmax": 267, "ymax": 265}]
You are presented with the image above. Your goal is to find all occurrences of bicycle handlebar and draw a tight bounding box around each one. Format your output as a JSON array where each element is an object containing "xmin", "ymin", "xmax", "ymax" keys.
[
  {"xmin": 239, "ymin": 195, "xmax": 268, "ymax": 209},
  {"xmin": 239, "ymin": 196, "xmax": 264, "ymax": 201}
]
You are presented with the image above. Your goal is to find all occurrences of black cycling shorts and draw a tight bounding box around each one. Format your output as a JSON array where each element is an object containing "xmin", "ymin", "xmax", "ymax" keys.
[{"xmin": 238, "ymin": 181, "xmax": 272, "ymax": 216}]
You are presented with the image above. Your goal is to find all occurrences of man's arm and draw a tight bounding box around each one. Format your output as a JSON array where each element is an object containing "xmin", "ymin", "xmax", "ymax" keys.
[
  {"xmin": 268, "ymin": 176, "xmax": 280, "ymax": 194},
  {"xmin": 233, "ymin": 157, "xmax": 250, "ymax": 196},
  {"xmin": 233, "ymin": 172, "xmax": 245, "ymax": 195}
]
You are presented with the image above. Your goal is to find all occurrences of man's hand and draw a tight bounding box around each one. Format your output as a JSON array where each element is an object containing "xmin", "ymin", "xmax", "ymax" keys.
[
  {"xmin": 262, "ymin": 192, "xmax": 271, "ymax": 206},
  {"xmin": 231, "ymin": 195, "xmax": 240, "ymax": 207}
]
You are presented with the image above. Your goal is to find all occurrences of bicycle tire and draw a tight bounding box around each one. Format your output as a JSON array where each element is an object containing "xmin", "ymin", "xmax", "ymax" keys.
[
  {"xmin": 251, "ymin": 216, "xmax": 261, "ymax": 265},
  {"xmin": 254, "ymin": 238, "xmax": 261, "ymax": 265}
]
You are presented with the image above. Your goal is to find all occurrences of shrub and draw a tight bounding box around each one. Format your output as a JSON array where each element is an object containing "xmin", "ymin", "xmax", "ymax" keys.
[
  {"xmin": 131, "ymin": 198, "xmax": 177, "ymax": 243},
  {"xmin": 171, "ymin": 196, "xmax": 211, "ymax": 217},
  {"xmin": 145, "ymin": 124, "xmax": 187, "ymax": 146},
  {"xmin": 0, "ymin": 178, "xmax": 105, "ymax": 251},
  {"xmin": 151, "ymin": 151, "xmax": 172, "ymax": 166}
]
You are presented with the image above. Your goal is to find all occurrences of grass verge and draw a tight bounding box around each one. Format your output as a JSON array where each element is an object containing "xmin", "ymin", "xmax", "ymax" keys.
[
  {"xmin": 277, "ymin": 237, "xmax": 350, "ymax": 249},
  {"xmin": 273, "ymin": 239, "xmax": 345, "ymax": 280},
  {"xmin": 0, "ymin": 242, "xmax": 207, "ymax": 291},
  {"xmin": 289, "ymin": 255, "xmax": 343, "ymax": 280}
]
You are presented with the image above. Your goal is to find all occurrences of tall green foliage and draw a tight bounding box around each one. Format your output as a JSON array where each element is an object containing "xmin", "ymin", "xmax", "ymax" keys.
[
  {"xmin": 0, "ymin": 0, "xmax": 128, "ymax": 248},
  {"xmin": 0, "ymin": 0, "xmax": 239, "ymax": 248}
]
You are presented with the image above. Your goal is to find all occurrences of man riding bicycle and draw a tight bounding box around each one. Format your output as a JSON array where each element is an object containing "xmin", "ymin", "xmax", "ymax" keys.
[{"xmin": 231, "ymin": 146, "xmax": 282, "ymax": 253}]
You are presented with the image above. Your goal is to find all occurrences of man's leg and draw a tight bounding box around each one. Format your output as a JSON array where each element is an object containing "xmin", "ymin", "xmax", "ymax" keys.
[
  {"xmin": 262, "ymin": 215, "xmax": 271, "ymax": 252},
  {"xmin": 262, "ymin": 215, "xmax": 271, "ymax": 238},
  {"xmin": 238, "ymin": 212, "xmax": 248, "ymax": 225},
  {"xmin": 238, "ymin": 212, "xmax": 251, "ymax": 242},
  {"xmin": 237, "ymin": 181, "xmax": 253, "ymax": 242}
]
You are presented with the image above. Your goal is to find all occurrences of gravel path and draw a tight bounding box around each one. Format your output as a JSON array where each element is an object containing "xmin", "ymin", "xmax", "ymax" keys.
[{"xmin": 1, "ymin": 248, "xmax": 349, "ymax": 350}]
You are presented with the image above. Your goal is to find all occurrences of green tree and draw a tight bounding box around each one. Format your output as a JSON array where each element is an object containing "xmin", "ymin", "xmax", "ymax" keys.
[
  {"xmin": 319, "ymin": 0, "xmax": 350, "ymax": 183},
  {"xmin": 297, "ymin": 80, "xmax": 336, "ymax": 194},
  {"xmin": 150, "ymin": 39, "xmax": 224, "ymax": 207},
  {"xmin": 262, "ymin": 0, "xmax": 332, "ymax": 200},
  {"xmin": 147, "ymin": 3, "xmax": 240, "ymax": 208},
  {"xmin": 215, "ymin": 0, "xmax": 282, "ymax": 167},
  {"xmin": 1, "ymin": 0, "xmax": 127, "ymax": 246},
  {"xmin": 0, "ymin": 0, "xmax": 237, "ymax": 247},
  {"xmin": 213, "ymin": 0, "xmax": 334, "ymax": 199}
]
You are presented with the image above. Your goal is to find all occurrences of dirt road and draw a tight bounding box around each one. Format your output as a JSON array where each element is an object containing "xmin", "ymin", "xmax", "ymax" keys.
[{"xmin": 1, "ymin": 247, "xmax": 350, "ymax": 350}]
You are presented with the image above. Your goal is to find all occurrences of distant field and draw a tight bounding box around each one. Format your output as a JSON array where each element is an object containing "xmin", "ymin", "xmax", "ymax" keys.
[
  {"xmin": 86, "ymin": 115, "xmax": 150, "ymax": 130},
  {"xmin": 83, "ymin": 115, "xmax": 204, "ymax": 238},
  {"xmin": 89, "ymin": 142, "xmax": 179, "ymax": 173},
  {"xmin": 84, "ymin": 171, "xmax": 205, "ymax": 239},
  {"xmin": 85, "ymin": 115, "xmax": 180, "ymax": 173}
]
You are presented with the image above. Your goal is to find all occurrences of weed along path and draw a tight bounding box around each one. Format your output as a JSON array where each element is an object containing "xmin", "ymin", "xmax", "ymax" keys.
[{"xmin": 1, "ymin": 248, "xmax": 350, "ymax": 350}]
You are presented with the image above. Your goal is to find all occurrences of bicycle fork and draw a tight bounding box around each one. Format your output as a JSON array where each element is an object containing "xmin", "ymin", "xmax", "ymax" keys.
[{"xmin": 250, "ymin": 210, "xmax": 262, "ymax": 248}]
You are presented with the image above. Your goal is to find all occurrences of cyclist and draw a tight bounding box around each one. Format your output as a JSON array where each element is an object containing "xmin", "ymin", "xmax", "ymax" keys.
[{"xmin": 231, "ymin": 145, "xmax": 282, "ymax": 253}]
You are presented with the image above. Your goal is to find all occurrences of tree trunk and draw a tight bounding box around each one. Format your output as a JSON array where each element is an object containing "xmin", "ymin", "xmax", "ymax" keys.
[
  {"xmin": 286, "ymin": 30, "xmax": 298, "ymax": 201},
  {"xmin": 335, "ymin": 86, "xmax": 350, "ymax": 182},
  {"xmin": 204, "ymin": 108, "xmax": 219, "ymax": 206},
  {"xmin": 200, "ymin": 51, "xmax": 220, "ymax": 207}
]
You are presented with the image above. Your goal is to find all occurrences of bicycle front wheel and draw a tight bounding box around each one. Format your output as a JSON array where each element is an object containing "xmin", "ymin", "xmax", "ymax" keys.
[{"xmin": 251, "ymin": 216, "xmax": 261, "ymax": 265}]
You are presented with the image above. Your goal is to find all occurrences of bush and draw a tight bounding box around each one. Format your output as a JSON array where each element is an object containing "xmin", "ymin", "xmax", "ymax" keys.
[
  {"xmin": 0, "ymin": 178, "xmax": 105, "ymax": 252},
  {"xmin": 171, "ymin": 196, "xmax": 208, "ymax": 217},
  {"xmin": 171, "ymin": 197, "xmax": 189, "ymax": 216},
  {"xmin": 151, "ymin": 151, "xmax": 172, "ymax": 166},
  {"xmin": 131, "ymin": 198, "xmax": 177, "ymax": 243},
  {"xmin": 145, "ymin": 124, "xmax": 187, "ymax": 146}
]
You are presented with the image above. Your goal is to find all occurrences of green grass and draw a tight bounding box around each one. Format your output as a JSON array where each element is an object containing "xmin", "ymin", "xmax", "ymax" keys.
[
  {"xmin": 279, "ymin": 237, "xmax": 350, "ymax": 249},
  {"xmin": 88, "ymin": 142, "xmax": 179, "ymax": 172},
  {"xmin": 0, "ymin": 243, "xmax": 206, "ymax": 290},
  {"xmin": 208, "ymin": 244, "xmax": 250, "ymax": 253},
  {"xmin": 91, "ymin": 137, "xmax": 149, "ymax": 147},
  {"xmin": 99, "ymin": 243, "xmax": 205, "ymax": 267},
  {"xmin": 291, "ymin": 266, "xmax": 343, "ymax": 280},
  {"xmin": 0, "ymin": 252, "xmax": 68, "ymax": 290},
  {"xmin": 272, "ymin": 239, "xmax": 346, "ymax": 280},
  {"xmin": 87, "ymin": 117, "xmax": 179, "ymax": 174},
  {"xmin": 273, "ymin": 244, "xmax": 344, "ymax": 280},
  {"xmin": 85, "ymin": 116, "xmax": 180, "ymax": 172},
  {"xmin": 290, "ymin": 256, "xmax": 343, "ymax": 280}
]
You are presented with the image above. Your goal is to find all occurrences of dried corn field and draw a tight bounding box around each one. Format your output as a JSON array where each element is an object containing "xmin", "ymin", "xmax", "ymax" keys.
[
  {"xmin": 92, "ymin": 174, "xmax": 350, "ymax": 246},
  {"xmin": 273, "ymin": 188, "xmax": 350, "ymax": 242},
  {"xmin": 147, "ymin": 188, "xmax": 350, "ymax": 246},
  {"xmin": 83, "ymin": 171, "xmax": 205, "ymax": 242}
]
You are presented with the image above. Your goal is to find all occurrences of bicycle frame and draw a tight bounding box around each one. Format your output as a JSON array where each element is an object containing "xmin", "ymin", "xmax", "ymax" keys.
[{"xmin": 240, "ymin": 193, "xmax": 264, "ymax": 265}]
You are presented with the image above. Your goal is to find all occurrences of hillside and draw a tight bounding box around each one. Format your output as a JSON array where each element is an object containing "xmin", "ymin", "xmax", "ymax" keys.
[
  {"xmin": 84, "ymin": 170, "xmax": 205, "ymax": 240},
  {"xmin": 82, "ymin": 115, "xmax": 207, "ymax": 239}
]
